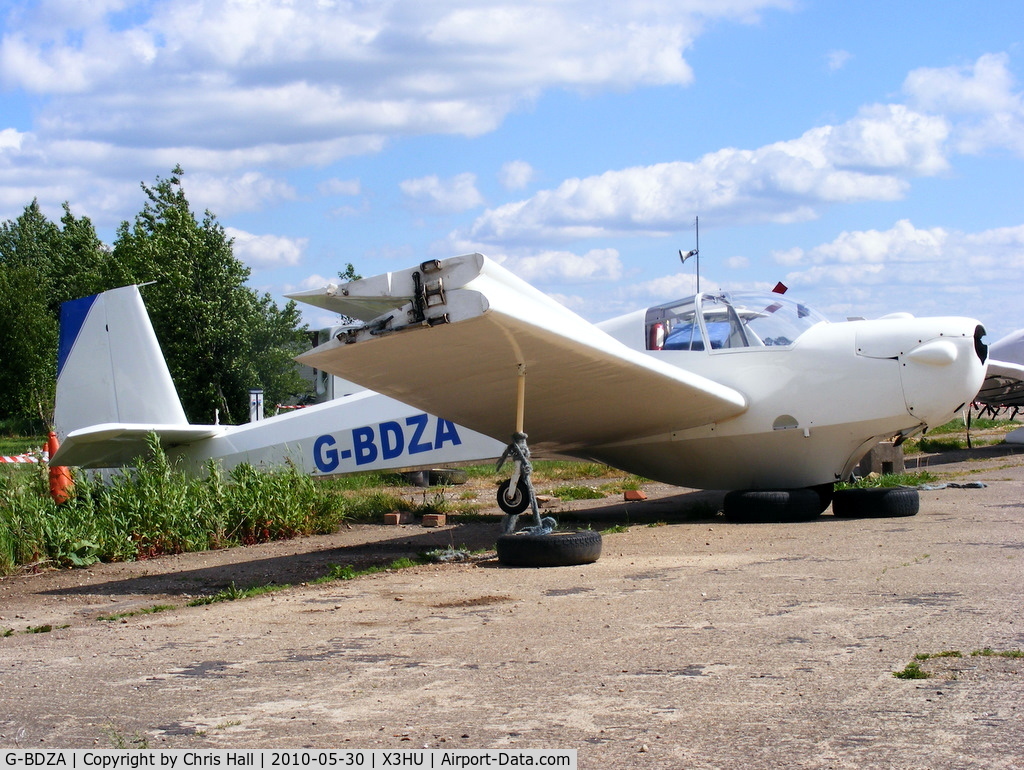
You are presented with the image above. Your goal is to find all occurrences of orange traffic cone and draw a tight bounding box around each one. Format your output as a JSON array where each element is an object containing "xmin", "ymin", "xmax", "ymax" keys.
[{"xmin": 46, "ymin": 431, "xmax": 74, "ymax": 504}]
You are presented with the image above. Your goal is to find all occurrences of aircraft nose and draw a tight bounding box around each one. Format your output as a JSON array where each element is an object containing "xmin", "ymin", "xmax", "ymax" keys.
[{"xmin": 899, "ymin": 320, "xmax": 988, "ymax": 426}]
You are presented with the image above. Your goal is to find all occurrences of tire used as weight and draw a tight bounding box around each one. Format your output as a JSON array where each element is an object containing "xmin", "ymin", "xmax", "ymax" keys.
[
  {"xmin": 831, "ymin": 487, "xmax": 919, "ymax": 518},
  {"xmin": 496, "ymin": 529, "xmax": 603, "ymax": 567},
  {"xmin": 723, "ymin": 488, "xmax": 824, "ymax": 523}
]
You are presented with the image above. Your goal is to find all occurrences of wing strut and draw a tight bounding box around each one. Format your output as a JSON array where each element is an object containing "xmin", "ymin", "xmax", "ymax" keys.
[{"xmin": 495, "ymin": 363, "xmax": 555, "ymax": 535}]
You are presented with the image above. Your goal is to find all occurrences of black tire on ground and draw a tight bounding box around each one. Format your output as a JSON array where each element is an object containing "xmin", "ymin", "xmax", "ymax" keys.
[
  {"xmin": 496, "ymin": 478, "xmax": 531, "ymax": 515},
  {"xmin": 831, "ymin": 487, "xmax": 919, "ymax": 518},
  {"xmin": 810, "ymin": 482, "xmax": 835, "ymax": 513},
  {"xmin": 723, "ymin": 488, "xmax": 824, "ymax": 523},
  {"xmin": 429, "ymin": 468, "xmax": 468, "ymax": 486},
  {"xmin": 496, "ymin": 529, "xmax": 603, "ymax": 567}
]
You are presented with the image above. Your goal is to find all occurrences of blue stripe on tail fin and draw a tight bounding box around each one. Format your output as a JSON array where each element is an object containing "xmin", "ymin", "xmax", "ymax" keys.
[{"xmin": 57, "ymin": 293, "xmax": 98, "ymax": 379}]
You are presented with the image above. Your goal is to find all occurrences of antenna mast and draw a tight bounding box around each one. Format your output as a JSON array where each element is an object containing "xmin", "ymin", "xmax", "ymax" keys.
[
  {"xmin": 678, "ymin": 216, "xmax": 701, "ymax": 295},
  {"xmin": 695, "ymin": 216, "xmax": 699, "ymax": 294}
]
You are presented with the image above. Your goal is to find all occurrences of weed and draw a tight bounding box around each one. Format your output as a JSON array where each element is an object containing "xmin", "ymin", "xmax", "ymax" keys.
[
  {"xmin": 316, "ymin": 556, "xmax": 425, "ymax": 585},
  {"xmin": 97, "ymin": 604, "xmax": 175, "ymax": 622},
  {"xmin": 2, "ymin": 628, "xmax": 13, "ymax": 637},
  {"xmin": 601, "ymin": 524, "xmax": 630, "ymax": 535},
  {"xmin": 26, "ymin": 624, "xmax": 52, "ymax": 634},
  {"xmin": 0, "ymin": 435, "xmax": 346, "ymax": 575},
  {"xmin": 914, "ymin": 650, "xmax": 962, "ymax": 660},
  {"xmin": 838, "ymin": 471, "xmax": 938, "ymax": 490},
  {"xmin": 187, "ymin": 581, "xmax": 290, "ymax": 606},
  {"xmin": 893, "ymin": 661, "xmax": 931, "ymax": 679},
  {"xmin": 315, "ymin": 564, "xmax": 358, "ymax": 582},
  {"xmin": 549, "ymin": 484, "xmax": 605, "ymax": 501},
  {"xmin": 104, "ymin": 726, "xmax": 149, "ymax": 749},
  {"xmin": 972, "ymin": 648, "xmax": 1024, "ymax": 658}
]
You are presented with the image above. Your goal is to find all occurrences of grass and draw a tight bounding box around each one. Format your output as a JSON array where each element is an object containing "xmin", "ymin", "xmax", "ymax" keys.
[
  {"xmin": 1, "ymin": 435, "xmax": 346, "ymax": 575},
  {"xmin": 0, "ymin": 435, "xmax": 44, "ymax": 456},
  {"xmin": 837, "ymin": 471, "xmax": 938, "ymax": 490},
  {"xmin": 547, "ymin": 484, "xmax": 606, "ymax": 501},
  {"xmin": 97, "ymin": 604, "xmax": 176, "ymax": 622},
  {"xmin": 894, "ymin": 648, "xmax": 1024, "ymax": 680},
  {"xmin": 187, "ymin": 581, "xmax": 291, "ymax": 606},
  {"xmin": 914, "ymin": 650, "xmax": 962, "ymax": 660},
  {"xmin": 1, "ymin": 437, "xmax": 628, "ymax": 576},
  {"xmin": 972, "ymin": 647, "xmax": 1024, "ymax": 658},
  {"xmin": 893, "ymin": 661, "xmax": 930, "ymax": 680},
  {"xmin": 903, "ymin": 416, "xmax": 1022, "ymax": 454}
]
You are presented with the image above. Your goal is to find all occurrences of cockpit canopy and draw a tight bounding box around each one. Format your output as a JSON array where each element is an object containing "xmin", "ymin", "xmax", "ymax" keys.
[{"xmin": 646, "ymin": 292, "xmax": 828, "ymax": 352}]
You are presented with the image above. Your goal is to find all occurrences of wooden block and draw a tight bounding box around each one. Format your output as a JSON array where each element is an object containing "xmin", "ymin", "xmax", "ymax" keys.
[
  {"xmin": 624, "ymin": 489, "xmax": 648, "ymax": 501},
  {"xmin": 384, "ymin": 512, "xmax": 414, "ymax": 525},
  {"xmin": 421, "ymin": 514, "xmax": 447, "ymax": 528}
]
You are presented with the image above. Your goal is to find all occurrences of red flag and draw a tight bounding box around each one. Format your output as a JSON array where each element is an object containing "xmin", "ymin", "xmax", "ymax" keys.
[{"xmin": 772, "ymin": 281, "xmax": 788, "ymax": 294}]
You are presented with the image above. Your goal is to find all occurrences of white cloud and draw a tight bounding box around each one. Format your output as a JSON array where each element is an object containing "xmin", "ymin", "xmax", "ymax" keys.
[
  {"xmin": 826, "ymin": 50, "xmax": 851, "ymax": 72},
  {"xmin": 463, "ymin": 104, "xmax": 947, "ymax": 243},
  {"xmin": 185, "ymin": 172, "xmax": 297, "ymax": 216},
  {"xmin": 499, "ymin": 160, "xmax": 535, "ymax": 190},
  {"xmin": 0, "ymin": 0, "xmax": 785, "ymax": 161},
  {"xmin": 504, "ymin": 248, "xmax": 624, "ymax": 283},
  {"xmin": 771, "ymin": 220, "xmax": 1024, "ymax": 331},
  {"xmin": 400, "ymin": 173, "xmax": 484, "ymax": 214},
  {"xmin": 623, "ymin": 272, "xmax": 722, "ymax": 300},
  {"xmin": 318, "ymin": 178, "xmax": 362, "ymax": 196},
  {"xmin": 226, "ymin": 227, "xmax": 307, "ymax": 269},
  {"xmin": 904, "ymin": 53, "xmax": 1024, "ymax": 157},
  {"xmin": 726, "ymin": 256, "xmax": 750, "ymax": 269}
]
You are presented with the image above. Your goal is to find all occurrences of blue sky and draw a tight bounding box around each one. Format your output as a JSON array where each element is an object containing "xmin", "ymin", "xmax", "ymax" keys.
[{"xmin": 2, "ymin": 0, "xmax": 1023, "ymax": 339}]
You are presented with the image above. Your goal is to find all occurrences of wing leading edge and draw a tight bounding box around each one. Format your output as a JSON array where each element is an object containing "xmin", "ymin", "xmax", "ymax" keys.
[{"xmin": 292, "ymin": 254, "xmax": 748, "ymax": 453}]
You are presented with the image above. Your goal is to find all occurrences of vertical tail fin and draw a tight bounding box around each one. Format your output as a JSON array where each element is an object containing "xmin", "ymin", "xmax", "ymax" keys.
[{"xmin": 54, "ymin": 285, "xmax": 189, "ymax": 439}]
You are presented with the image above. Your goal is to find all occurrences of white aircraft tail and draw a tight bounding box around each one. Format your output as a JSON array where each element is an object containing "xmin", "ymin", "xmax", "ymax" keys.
[
  {"xmin": 50, "ymin": 284, "xmax": 505, "ymax": 473},
  {"xmin": 54, "ymin": 285, "xmax": 190, "ymax": 439}
]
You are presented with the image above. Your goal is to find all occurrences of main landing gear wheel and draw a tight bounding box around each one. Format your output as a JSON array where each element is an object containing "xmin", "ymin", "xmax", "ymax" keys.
[
  {"xmin": 831, "ymin": 487, "xmax": 919, "ymax": 518},
  {"xmin": 496, "ymin": 529, "xmax": 603, "ymax": 568},
  {"xmin": 723, "ymin": 488, "xmax": 824, "ymax": 523},
  {"xmin": 497, "ymin": 477, "xmax": 531, "ymax": 516}
]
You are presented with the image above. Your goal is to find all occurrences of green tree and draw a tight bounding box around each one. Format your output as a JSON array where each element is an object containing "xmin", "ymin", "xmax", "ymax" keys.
[
  {"xmin": 0, "ymin": 200, "xmax": 108, "ymax": 426},
  {"xmin": 108, "ymin": 166, "xmax": 310, "ymax": 423}
]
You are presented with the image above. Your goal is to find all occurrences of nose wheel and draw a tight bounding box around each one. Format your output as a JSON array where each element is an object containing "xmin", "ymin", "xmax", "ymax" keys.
[
  {"xmin": 492, "ymin": 365, "xmax": 602, "ymax": 567},
  {"xmin": 497, "ymin": 476, "xmax": 531, "ymax": 516},
  {"xmin": 495, "ymin": 431, "xmax": 553, "ymax": 535}
]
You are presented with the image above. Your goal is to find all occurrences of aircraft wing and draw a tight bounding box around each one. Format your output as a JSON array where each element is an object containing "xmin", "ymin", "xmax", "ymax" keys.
[
  {"xmin": 292, "ymin": 253, "xmax": 748, "ymax": 454},
  {"xmin": 51, "ymin": 424, "xmax": 224, "ymax": 468},
  {"xmin": 976, "ymin": 358, "xmax": 1024, "ymax": 408}
]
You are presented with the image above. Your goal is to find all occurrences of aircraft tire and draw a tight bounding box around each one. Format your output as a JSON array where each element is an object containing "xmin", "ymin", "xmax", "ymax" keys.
[
  {"xmin": 497, "ymin": 478, "xmax": 532, "ymax": 515},
  {"xmin": 831, "ymin": 487, "xmax": 919, "ymax": 518},
  {"xmin": 496, "ymin": 529, "xmax": 603, "ymax": 567},
  {"xmin": 723, "ymin": 489, "xmax": 823, "ymax": 523}
]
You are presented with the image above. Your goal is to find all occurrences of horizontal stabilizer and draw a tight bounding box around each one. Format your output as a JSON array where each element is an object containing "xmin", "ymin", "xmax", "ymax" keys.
[{"xmin": 51, "ymin": 424, "xmax": 224, "ymax": 468}]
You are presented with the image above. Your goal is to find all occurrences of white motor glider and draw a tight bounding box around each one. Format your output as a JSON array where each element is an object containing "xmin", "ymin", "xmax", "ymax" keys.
[
  {"xmin": 50, "ymin": 285, "xmax": 505, "ymax": 475},
  {"xmin": 976, "ymin": 329, "xmax": 1024, "ymax": 409},
  {"xmin": 291, "ymin": 252, "xmax": 989, "ymax": 539},
  {"xmin": 973, "ymin": 328, "xmax": 1024, "ymax": 444}
]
